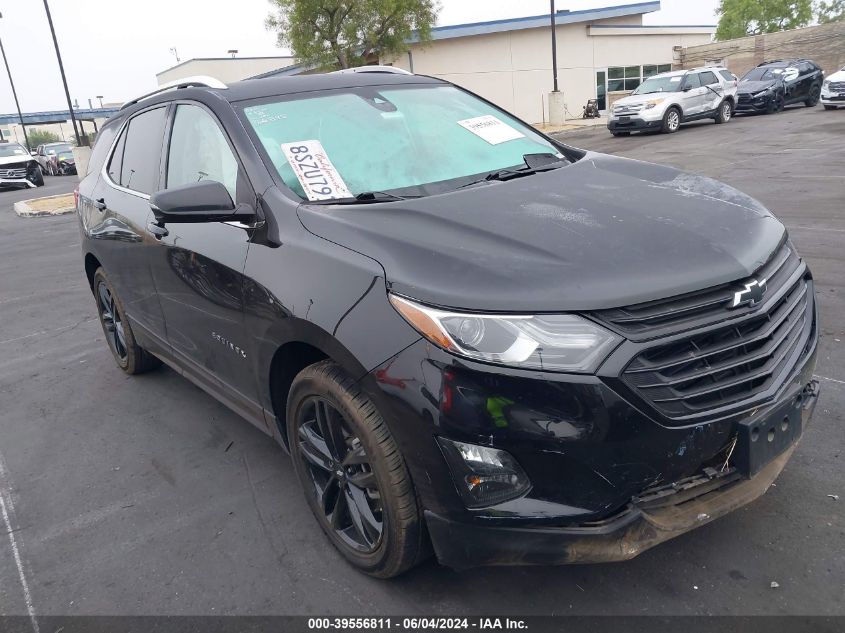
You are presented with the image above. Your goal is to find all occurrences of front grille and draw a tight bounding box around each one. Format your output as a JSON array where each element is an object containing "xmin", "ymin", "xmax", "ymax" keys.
[
  {"xmin": 0, "ymin": 167, "xmax": 27, "ymax": 178},
  {"xmin": 613, "ymin": 103, "xmax": 644, "ymax": 115},
  {"xmin": 737, "ymin": 94, "xmax": 752, "ymax": 103},
  {"xmin": 594, "ymin": 244, "xmax": 798, "ymax": 340},
  {"xmin": 829, "ymin": 81, "xmax": 845, "ymax": 91},
  {"xmin": 591, "ymin": 242, "xmax": 816, "ymax": 420},
  {"xmin": 618, "ymin": 269, "xmax": 813, "ymax": 420}
]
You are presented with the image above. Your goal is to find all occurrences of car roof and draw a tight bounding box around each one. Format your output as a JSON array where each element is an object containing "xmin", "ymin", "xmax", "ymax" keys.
[{"xmin": 221, "ymin": 72, "xmax": 446, "ymax": 103}]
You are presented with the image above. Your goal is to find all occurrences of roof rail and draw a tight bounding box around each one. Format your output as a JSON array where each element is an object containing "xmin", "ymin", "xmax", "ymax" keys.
[
  {"xmin": 331, "ymin": 65, "xmax": 412, "ymax": 75},
  {"xmin": 120, "ymin": 75, "xmax": 227, "ymax": 111}
]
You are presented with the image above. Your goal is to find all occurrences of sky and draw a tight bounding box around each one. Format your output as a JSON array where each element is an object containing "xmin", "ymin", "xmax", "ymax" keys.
[{"xmin": 0, "ymin": 0, "xmax": 719, "ymax": 113}]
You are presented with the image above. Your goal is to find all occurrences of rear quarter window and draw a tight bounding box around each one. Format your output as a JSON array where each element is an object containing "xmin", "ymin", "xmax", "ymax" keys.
[{"xmin": 87, "ymin": 125, "xmax": 117, "ymax": 177}]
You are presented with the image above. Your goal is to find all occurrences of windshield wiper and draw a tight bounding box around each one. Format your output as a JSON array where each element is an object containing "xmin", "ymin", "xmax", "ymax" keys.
[
  {"xmin": 458, "ymin": 153, "xmax": 566, "ymax": 190},
  {"xmin": 309, "ymin": 191, "xmax": 422, "ymax": 205}
]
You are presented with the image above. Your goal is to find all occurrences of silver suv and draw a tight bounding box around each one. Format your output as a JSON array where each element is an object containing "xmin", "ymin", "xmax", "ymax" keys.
[{"xmin": 608, "ymin": 67, "xmax": 738, "ymax": 136}]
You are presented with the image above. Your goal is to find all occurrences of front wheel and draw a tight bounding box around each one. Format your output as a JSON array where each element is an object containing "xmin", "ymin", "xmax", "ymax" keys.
[
  {"xmin": 805, "ymin": 85, "xmax": 821, "ymax": 107},
  {"xmin": 610, "ymin": 131, "xmax": 630, "ymax": 137},
  {"xmin": 661, "ymin": 107, "xmax": 681, "ymax": 133},
  {"xmin": 288, "ymin": 360, "xmax": 426, "ymax": 578},
  {"xmin": 27, "ymin": 165, "xmax": 44, "ymax": 187},
  {"xmin": 92, "ymin": 268, "xmax": 161, "ymax": 374},
  {"xmin": 715, "ymin": 100, "xmax": 732, "ymax": 124},
  {"xmin": 823, "ymin": 104, "xmax": 837, "ymax": 111}
]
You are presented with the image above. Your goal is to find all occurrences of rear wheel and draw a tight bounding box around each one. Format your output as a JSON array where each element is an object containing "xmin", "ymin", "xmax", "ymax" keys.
[
  {"xmin": 661, "ymin": 107, "xmax": 681, "ymax": 133},
  {"xmin": 805, "ymin": 85, "xmax": 821, "ymax": 107},
  {"xmin": 715, "ymin": 100, "xmax": 732, "ymax": 124},
  {"xmin": 288, "ymin": 360, "xmax": 425, "ymax": 578},
  {"xmin": 92, "ymin": 268, "xmax": 161, "ymax": 374}
]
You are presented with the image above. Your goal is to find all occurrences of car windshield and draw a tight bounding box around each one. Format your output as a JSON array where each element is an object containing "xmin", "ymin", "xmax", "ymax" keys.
[
  {"xmin": 241, "ymin": 84, "xmax": 563, "ymax": 201},
  {"xmin": 633, "ymin": 75, "xmax": 684, "ymax": 94},
  {"xmin": 46, "ymin": 143, "xmax": 72, "ymax": 155},
  {"xmin": 0, "ymin": 143, "xmax": 29, "ymax": 158},
  {"xmin": 741, "ymin": 67, "xmax": 785, "ymax": 82}
]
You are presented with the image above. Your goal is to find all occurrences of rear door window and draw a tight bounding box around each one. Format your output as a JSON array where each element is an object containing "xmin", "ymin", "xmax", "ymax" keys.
[
  {"xmin": 684, "ymin": 74, "xmax": 702, "ymax": 89},
  {"xmin": 111, "ymin": 106, "xmax": 166, "ymax": 195},
  {"xmin": 699, "ymin": 71, "xmax": 718, "ymax": 86},
  {"xmin": 718, "ymin": 70, "xmax": 736, "ymax": 82}
]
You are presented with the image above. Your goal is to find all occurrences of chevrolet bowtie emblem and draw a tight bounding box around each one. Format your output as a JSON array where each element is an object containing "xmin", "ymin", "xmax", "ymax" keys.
[{"xmin": 730, "ymin": 278, "xmax": 767, "ymax": 309}]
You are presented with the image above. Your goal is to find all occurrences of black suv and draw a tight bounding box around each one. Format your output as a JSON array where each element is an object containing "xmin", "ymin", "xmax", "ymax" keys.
[
  {"xmin": 77, "ymin": 72, "xmax": 820, "ymax": 577},
  {"xmin": 736, "ymin": 59, "xmax": 824, "ymax": 113}
]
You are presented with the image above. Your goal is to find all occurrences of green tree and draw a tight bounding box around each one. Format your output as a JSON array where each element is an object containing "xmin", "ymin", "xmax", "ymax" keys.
[
  {"xmin": 715, "ymin": 0, "xmax": 813, "ymax": 40},
  {"xmin": 817, "ymin": 0, "xmax": 845, "ymax": 22},
  {"xmin": 26, "ymin": 128, "xmax": 62, "ymax": 146},
  {"xmin": 266, "ymin": 0, "xmax": 438, "ymax": 69}
]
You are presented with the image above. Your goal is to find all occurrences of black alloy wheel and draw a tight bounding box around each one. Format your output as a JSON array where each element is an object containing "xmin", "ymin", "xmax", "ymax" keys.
[
  {"xmin": 296, "ymin": 396, "xmax": 384, "ymax": 553},
  {"xmin": 97, "ymin": 279, "xmax": 128, "ymax": 363},
  {"xmin": 91, "ymin": 268, "xmax": 161, "ymax": 374},
  {"xmin": 287, "ymin": 360, "xmax": 425, "ymax": 577},
  {"xmin": 805, "ymin": 85, "xmax": 821, "ymax": 107}
]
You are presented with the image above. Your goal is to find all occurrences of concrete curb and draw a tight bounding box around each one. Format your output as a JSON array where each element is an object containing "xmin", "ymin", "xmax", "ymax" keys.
[{"xmin": 13, "ymin": 193, "xmax": 76, "ymax": 218}]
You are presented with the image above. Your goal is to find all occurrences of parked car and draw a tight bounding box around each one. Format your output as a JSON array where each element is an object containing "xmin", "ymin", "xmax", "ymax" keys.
[
  {"xmin": 0, "ymin": 141, "xmax": 44, "ymax": 188},
  {"xmin": 53, "ymin": 148, "xmax": 77, "ymax": 175},
  {"xmin": 736, "ymin": 59, "xmax": 824, "ymax": 113},
  {"xmin": 77, "ymin": 72, "xmax": 819, "ymax": 577},
  {"xmin": 35, "ymin": 141, "xmax": 74, "ymax": 175},
  {"xmin": 607, "ymin": 67, "xmax": 737, "ymax": 135},
  {"xmin": 820, "ymin": 65, "xmax": 845, "ymax": 110}
]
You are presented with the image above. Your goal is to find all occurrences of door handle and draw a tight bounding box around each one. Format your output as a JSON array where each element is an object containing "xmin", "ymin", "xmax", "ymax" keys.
[
  {"xmin": 147, "ymin": 222, "xmax": 169, "ymax": 239},
  {"xmin": 93, "ymin": 198, "xmax": 107, "ymax": 211}
]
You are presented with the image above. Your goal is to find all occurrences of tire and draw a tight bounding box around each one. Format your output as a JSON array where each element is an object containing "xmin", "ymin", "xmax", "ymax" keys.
[
  {"xmin": 92, "ymin": 268, "xmax": 161, "ymax": 375},
  {"xmin": 805, "ymin": 85, "xmax": 821, "ymax": 107},
  {"xmin": 610, "ymin": 131, "xmax": 630, "ymax": 137},
  {"xmin": 287, "ymin": 360, "xmax": 425, "ymax": 578},
  {"xmin": 823, "ymin": 105, "xmax": 836, "ymax": 111},
  {"xmin": 661, "ymin": 107, "xmax": 681, "ymax": 133},
  {"xmin": 715, "ymin": 100, "xmax": 732, "ymax": 124},
  {"xmin": 27, "ymin": 165, "xmax": 44, "ymax": 187},
  {"xmin": 766, "ymin": 95, "xmax": 783, "ymax": 114}
]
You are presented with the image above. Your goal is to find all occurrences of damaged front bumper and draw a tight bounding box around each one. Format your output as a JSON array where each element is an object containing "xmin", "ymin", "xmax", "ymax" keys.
[
  {"xmin": 426, "ymin": 380, "xmax": 819, "ymax": 569},
  {"xmin": 0, "ymin": 177, "xmax": 36, "ymax": 188}
]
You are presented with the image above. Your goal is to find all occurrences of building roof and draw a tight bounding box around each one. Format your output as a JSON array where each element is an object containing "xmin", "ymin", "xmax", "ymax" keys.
[
  {"xmin": 156, "ymin": 56, "xmax": 295, "ymax": 79},
  {"xmin": 419, "ymin": 1, "xmax": 662, "ymax": 42}
]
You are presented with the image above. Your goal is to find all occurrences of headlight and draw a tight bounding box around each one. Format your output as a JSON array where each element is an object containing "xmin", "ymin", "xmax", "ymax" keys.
[
  {"xmin": 389, "ymin": 294, "xmax": 621, "ymax": 373},
  {"xmin": 823, "ymin": 80, "xmax": 830, "ymax": 88},
  {"xmin": 644, "ymin": 98, "xmax": 665, "ymax": 109},
  {"xmin": 752, "ymin": 89, "xmax": 772, "ymax": 98}
]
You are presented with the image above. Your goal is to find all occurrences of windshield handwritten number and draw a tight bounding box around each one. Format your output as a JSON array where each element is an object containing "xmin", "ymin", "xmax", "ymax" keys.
[{"xmin": 289, "ymin": 145, "xmax": 332, "ymax": 196}]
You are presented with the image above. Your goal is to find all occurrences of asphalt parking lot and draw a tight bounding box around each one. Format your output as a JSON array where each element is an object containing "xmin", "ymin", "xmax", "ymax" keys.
[{"xmin": 0, "ymin": 106, "xmax": 843, "ymax": 617}]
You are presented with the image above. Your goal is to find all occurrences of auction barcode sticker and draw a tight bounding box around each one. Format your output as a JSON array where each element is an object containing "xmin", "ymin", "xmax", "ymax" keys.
[
  {"xmin": 281, "ymin": 140, "xmax": 353, "ymax": 201},
  {"xmin": 457, "ymin": 115, "xmax": 525, "ymax": 145}
]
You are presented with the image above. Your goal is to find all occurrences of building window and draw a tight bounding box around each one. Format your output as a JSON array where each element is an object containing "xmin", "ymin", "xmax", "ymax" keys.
[{"xmin": 608, "ymin": 64, "xmax": 673, "ymax": 91}]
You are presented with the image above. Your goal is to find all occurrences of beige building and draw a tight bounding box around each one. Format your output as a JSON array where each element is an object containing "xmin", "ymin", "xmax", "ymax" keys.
[
  {"xmin": 383, "ymin": 1, "xmax": 714, "ymax": 123},
  {"xmin": 157, "ymin": 56, "xmax": 295, "ymax": 86}
]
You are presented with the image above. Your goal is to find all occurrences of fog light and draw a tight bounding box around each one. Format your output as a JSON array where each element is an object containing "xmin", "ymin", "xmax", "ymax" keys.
[{"xmin": 437, "ymin": 438, "xmax": 531, "ymax": 508}]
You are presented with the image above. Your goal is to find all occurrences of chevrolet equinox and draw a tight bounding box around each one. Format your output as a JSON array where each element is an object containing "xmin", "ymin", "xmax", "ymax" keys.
[{"xmin": 77, "ymin": 71, "xmax": 820, "ymax": 577}]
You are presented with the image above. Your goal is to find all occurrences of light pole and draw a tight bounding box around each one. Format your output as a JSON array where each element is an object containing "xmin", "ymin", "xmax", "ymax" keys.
[
  {"xmin": 550, "ymin": 0, "xmax": 559, "ymax": 92},
  {"xmin": 96, "ymin": 95, "xmax": 103, "ymax": 108},
  {"xmin": 42, "ymin": 0, "xmax": 83, "ymax": 146},
  {"xmin": 0, "ymin": 12, "xmax": 30, "ymax": 149}
]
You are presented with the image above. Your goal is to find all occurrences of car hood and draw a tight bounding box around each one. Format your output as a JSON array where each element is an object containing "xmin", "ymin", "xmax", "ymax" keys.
[
  {"xmin": 296, "ymin": 152, "xmax": 785, "ymax": 312},
  {"xmin": 826, "ymin": 69, "xmax": 845, "ymax": 82},
  {"xmin": 0, "ymin": 154, "xmax": 31, "ymax": 167},
  {"xmin": 612, "ymin": 92, "xmax": 676, "ymax": 106},
  {"xmin": 738, "ymin": 80, "xmax": 779, "ymax": 94}
]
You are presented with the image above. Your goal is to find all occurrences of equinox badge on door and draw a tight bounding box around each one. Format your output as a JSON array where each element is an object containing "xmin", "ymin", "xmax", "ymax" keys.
[{"xmin": 730, "ymin": 278, "xmax": 768, "ymax": 308}]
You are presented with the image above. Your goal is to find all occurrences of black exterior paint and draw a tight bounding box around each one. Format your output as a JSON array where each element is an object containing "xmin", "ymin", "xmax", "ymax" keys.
[
  {"xmin": 77, "ymin": 73, "xmax": 820, "ymax": 569},
  {"xmin": 736, "ymin": 59, "xmax": 824, "ymax": 113}
]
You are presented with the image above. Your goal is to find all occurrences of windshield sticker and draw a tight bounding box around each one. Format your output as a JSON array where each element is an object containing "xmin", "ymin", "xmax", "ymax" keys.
[
  {"xmin": 457, "ymin": 115, "xmax": 525, "ymax": 145},
  {"xmin": 281, "ymin": 140, "xmax": 352, "ymax": 201}
]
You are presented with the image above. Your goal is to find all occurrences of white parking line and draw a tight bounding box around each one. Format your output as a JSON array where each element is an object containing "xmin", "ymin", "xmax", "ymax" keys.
[{"xmin": 0, "ymin": 452, "xmax": 39, "ymax": 633}]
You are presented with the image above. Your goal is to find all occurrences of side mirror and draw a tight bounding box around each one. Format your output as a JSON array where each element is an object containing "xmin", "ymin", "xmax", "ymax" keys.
[
  {"xmin": 681, "ymin": 85, "xmax": 692, "ymax": 92},
  {"xmin": 149, "ymin": 180, "xmax": 250, "ymax": 224}
]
